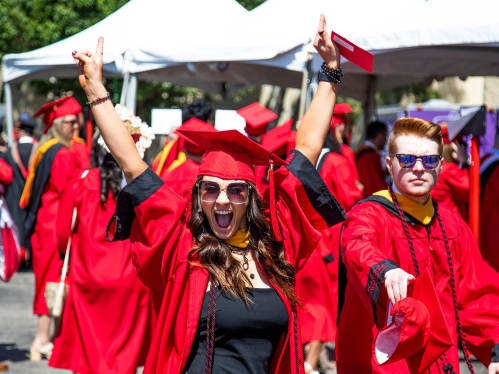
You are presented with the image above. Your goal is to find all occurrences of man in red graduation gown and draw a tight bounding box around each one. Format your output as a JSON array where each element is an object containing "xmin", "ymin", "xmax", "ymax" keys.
[
  {"xmin": 355, "ymin": 120, "xmax": 388, "ymax": 198},
  {"xmin": 337, "ymin": 117, "xmax": 499, "ymax": 373},
  {"xmin": 152, "ymin": 99, "xmax": 213, "ymax": 179},
  {"xmin": 479, "ymin": 130, "xmax": 499, "ymax": 272}
]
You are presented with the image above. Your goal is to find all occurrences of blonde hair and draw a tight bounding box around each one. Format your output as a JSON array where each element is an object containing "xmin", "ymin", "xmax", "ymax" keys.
[
  {"xmin": 388, "ymin": 118, "xmax": 443, "ymax": 155},
  {"xmin": 36, "ymin": 118, "xmax": 72, "ymax": 151}
]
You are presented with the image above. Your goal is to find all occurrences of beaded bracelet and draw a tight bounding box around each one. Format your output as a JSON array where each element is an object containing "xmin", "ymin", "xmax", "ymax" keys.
[
  {"xmin": 318, "ymin": 62, "xmax": 343, "ymax": 83},
  {"xmin": 86, "ymin": 92, "xmax": 110, "ymax": 106}
]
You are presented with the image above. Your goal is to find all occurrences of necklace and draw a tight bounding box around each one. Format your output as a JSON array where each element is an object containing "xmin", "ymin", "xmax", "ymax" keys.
[{"xmin": 229, "ymin": 247, "xmax": 255, "ymax": 279}]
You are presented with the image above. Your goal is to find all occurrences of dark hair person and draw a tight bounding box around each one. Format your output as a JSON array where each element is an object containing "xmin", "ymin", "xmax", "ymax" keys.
[
  {"xmin": 49, "ymin": 136, "xmax": 156, "ymax": 374},
  {"xmin": 72, "ymin": 14, "xmax": 345, "ymax": 374}
]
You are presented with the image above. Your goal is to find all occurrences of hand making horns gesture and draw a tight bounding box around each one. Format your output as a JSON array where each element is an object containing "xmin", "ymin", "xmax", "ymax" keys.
[
  {"xmin": 313, "ymin": 14, "xmax": 340, "ymax": 70},
  {"xmin": 72, "ymin": 37, "xmax": 105, "ymax": 99},
  {"xmin": 71, "ymin": 37, "xmax": 147, "ymax": 181}
]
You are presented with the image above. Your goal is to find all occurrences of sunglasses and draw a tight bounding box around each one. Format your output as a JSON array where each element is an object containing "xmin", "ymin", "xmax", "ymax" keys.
[
  {"xmin": 62, "ymin": 119, "xmax": 79, "ymax": 126},
  {"xmin": 197, "ymin": 181, "xmax": 251, "ymax": 204},
  {"xmin": 395, "ymin": 154, "xmax": 443, "ymax": 170}
]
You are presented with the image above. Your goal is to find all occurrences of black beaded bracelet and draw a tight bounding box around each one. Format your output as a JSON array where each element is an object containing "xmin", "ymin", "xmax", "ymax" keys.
[
  {"xmin": 86, "ymin": 92, "xmax": 111, "ymax": 106},
  {"xmin": 318, "ymin": 62, "xmax": 343, "ymax": 83}
]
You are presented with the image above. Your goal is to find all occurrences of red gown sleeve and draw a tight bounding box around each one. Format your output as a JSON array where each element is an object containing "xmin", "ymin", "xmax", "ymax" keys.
[
  {"xmin": 107, "ymin": 168, "xmax": 189, "ymax": 293},
  {"xmin": 455, "ymin": 219, "xmax": 499, "ymax": 365},
  {"xmin": 273, "ymin": 150, "xmax": 346, "ymax": 271},
  {"xmin": 441, "ymin": 162, "xmax": 469, "ymax": 203},
  {"xmin": 321, "ymin": 154, "xmax": 362, "ymax": 211},
  {"xmin": 340, "ymin": 202, "xmax": 399, "ymax": 319},
  {"xmin": 51, "ymin": 149, "xmax": 79, "ymax": 194},
  {"xmin": 0, "ymin": 158, "xmax": 13, "ymax": 185},
  {"xmin": 356, "ymin": 150, "xmax": 387, "ymax": 198}
]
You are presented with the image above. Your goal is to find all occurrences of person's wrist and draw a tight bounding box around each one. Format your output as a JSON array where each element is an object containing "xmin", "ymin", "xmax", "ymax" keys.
[
  {"xmin": 326, "ymin": 58, "xmax": 340, "ymax": 70},
  {"xmin": 84, "ymin": 83, "xmax": 107, "ymax": 102}
]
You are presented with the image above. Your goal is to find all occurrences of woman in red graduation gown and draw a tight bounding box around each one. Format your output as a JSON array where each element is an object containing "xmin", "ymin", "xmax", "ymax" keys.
[
  {"xmin": 49, "ymin": 139, "xmax": 156, "ymax": 374},
  {"xmin": 21, "ymin": 96, "xmax": 82, "ymax": 360},
  {"xmin": 73, "ymin": 16, "xmax": 345, "ymax": 374}
]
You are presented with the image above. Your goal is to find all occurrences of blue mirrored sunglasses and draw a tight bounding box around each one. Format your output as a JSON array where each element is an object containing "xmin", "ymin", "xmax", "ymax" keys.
[{"xmin": 395, "ymin": 154, "xmax": 443, "ymax": 169}]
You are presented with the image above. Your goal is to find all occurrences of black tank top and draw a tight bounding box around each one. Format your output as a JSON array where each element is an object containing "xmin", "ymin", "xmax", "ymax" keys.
[{"xmin": 184, "ymin": 287, "xmax": 288, "ymax": 374}]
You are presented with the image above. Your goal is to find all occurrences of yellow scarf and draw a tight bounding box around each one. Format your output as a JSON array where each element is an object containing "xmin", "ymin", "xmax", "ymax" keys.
[
  {"xmin": 374, "ymin": 190, "xmax": 434, "ymax": 225},
  {"xmin": 224, "ymin": 228, "xmax": 250, "ymax": 248},
  {"xmin": 154, "ymin": 137, "xmax": 179, "ymax": 176},
  {"xmin": 20, "ymin": 138, "xmax": 60, "ymax": 208},
  {"xmin": 166, "ymin": 151, "xmax": 187, "ymax": 173}
]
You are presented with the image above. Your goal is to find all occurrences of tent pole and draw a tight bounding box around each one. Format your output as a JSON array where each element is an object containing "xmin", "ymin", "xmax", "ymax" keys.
[
  {"xmin": 4, "ymin": 82, "xmax": 14, "ymax": 146},
  {"xmin": 120, "ymin": 50, "xmax": 131, "ymax": 106},
  {"xmin": 363, "ymin": 75, "xmax": 378, "ymax": 129},
  {"xmin": 297, "ymin": 52, "xmax": 312, "ymax": 128},
  {"xmin": 125, "ymin": 74, "xmax": 137, "ymax": 114}
]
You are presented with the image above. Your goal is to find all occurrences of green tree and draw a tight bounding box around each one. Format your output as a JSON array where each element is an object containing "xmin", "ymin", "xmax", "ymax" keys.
[
  {"xmin": 235, "ymin": 0, "xmax": 266, "ymax": 10},
  {"xmin": 0, "ymin": 0, "xmax": 129, "ymax": 61}
]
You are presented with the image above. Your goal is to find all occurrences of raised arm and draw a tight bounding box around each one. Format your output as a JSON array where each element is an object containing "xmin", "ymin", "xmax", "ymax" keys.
[
  {"xmin": 72, "ymin": 38, "xmax": 146, "ymax": 182},
  {"xmin": 295, "ymin": 14, "xmax": 340, "ymax": 167}
]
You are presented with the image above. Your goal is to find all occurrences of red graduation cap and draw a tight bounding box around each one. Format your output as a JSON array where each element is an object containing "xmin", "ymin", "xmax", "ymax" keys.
[
  {"xmin": 331, "ymin": 103, "xmax": 353, "ymax": 128},
  {"xmin": 261, "ymin": 119, "xmax": 294, "ymax": 158},
  {"xmin": 236, "ymin": 102, "xmax": 278, "ymax": 137},
  {"xmin": 374, "ymin": 268, "xmax": 454, "ymax": 374},
  {"xmin": 174, "ymin": 128, "xmax": 287, "ymax": 240},
  {"xmin": 33, "ymin": 96, "xmax": 82, "ymax": 133},
  {"xmin": 173, "ymin": 118, "xmax": 217, "ymax": 154}
]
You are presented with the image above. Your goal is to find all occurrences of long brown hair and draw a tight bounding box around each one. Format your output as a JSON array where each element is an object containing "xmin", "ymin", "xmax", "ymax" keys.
[{"xmin": 188, "ymin": 176, "xmax": 297, "ymax": 305}]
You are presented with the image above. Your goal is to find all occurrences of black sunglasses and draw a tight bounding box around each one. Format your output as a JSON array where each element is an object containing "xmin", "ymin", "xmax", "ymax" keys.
[
  {"xmin": 197, "ymin": 181, "xmax": 251, "ymax": 204},
  {"xmin": 395, "ymin": 154, "xmax": 443, "ymax": 170}
]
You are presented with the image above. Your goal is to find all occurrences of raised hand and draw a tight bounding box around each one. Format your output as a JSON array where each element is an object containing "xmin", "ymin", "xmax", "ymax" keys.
[
  {"xmin": 313, "ymin": 14, "xmax": 340, "ymax": 70},
  {"xmin": 72, "ymin": 37, "xmax": 106, "ymax": 100}
]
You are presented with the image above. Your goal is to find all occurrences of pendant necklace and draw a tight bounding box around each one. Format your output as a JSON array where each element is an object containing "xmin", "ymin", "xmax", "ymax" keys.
[{"xmin": 231, "ymin": 247, "xmax": 255, "ymax": 279}]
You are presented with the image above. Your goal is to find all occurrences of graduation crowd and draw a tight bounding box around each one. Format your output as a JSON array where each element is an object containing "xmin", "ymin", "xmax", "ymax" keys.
[{"xmin": 2, "ymin": 15, "xmax": 499, "ymax": 374}]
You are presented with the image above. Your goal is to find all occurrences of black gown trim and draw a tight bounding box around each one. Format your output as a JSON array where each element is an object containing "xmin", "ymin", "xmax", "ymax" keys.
[
  {"xmin": 286, "ymin": 150, "xmax": 346, "ymax": 227},
  {"xmin": 492, "ymin": 344, "xmax": 499, "ymax": 363},
  {"xmin": 106, "ymin": 167, "xmax": 164, "ymax": 241},
  {"xmin": 366, "ymin": 259, "xmax": 399, "ymax": 326},
  {"xmin": 23, "ymin": 143, "xmax": 63, "ymax": 237}
]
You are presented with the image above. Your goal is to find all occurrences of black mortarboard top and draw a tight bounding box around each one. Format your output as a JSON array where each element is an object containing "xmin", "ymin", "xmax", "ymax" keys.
[{"xmin": 447, "ymin": 106, "xmax": 486, "ymax": 140}]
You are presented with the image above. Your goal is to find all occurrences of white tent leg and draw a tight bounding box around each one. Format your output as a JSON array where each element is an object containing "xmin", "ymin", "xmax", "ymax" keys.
[
  {"xmin": 297, "ymin": 53, "xmax": 312, "ymax": 129},
  {"xmin": 363, "ymin": 75, "xmax": 378, "ymax": 128},
  {"xmin": 125, "ymin": 74, "xmax": 137, "ymax": 114},
  {"xmin": 4, "ymin": 82, "xmax": 14, "ymax": 146}
]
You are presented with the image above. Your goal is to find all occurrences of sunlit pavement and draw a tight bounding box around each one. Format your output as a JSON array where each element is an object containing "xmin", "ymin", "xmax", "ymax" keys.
[{"xmin": 0, "ymin": 271, "xmax": 486, "ymax": 374}]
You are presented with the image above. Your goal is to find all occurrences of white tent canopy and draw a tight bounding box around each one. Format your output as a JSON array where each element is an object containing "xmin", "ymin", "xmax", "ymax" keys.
[
  {"xmin": 1, "ymin": 0, "xmax": 248, "ymax": 144},
  {"xmin": 3, "ymin": 0, "xmax": 499, "ymax": 142}
]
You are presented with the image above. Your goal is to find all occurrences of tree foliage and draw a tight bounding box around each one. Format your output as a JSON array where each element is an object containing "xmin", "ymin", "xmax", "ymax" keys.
[
  {"xmin": 235, "ymin": 0, "xmax": 266, "ymax": 11},
  {"xmin": 0, "ymin": 0, "xmax": 129, "ymax": 61}
]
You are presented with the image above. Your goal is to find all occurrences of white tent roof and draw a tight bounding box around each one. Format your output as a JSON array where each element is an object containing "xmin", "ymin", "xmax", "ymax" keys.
[{"xmin": 1, "ymin": 0, "xmax": 248, "ymax": 84}]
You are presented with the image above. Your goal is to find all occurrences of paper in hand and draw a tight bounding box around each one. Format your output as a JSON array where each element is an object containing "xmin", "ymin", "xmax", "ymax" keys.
[{"xmin": 331, "ymin": 31, "xmax": 374, "ymax": 73}]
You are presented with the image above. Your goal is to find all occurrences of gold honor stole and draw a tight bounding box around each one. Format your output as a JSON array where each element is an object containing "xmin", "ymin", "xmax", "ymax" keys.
[
  {"xmin": 19, "ymin": 138, "xmax": 59, "ymax": 208},
  {"xmin": 374, "ymin": 190, "xmax": 434, "ymax": 225}
]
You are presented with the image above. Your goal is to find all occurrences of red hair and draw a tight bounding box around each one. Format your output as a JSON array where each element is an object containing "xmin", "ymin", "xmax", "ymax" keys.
[{"xmin": 388, "ymin": 118, "xmax": 443, "ymax": 155}]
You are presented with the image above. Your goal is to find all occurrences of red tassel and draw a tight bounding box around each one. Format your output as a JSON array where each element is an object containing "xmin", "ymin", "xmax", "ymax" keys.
[
  {"xmin": 268, "ymin": 154, "xmax": 283, "ymax": 242},
  {"xmin": 86, "ymin": 109, "xmax": 93, "ymax": 153},
  {"xmin": 469, "ymin": 136, "xmax": 480, "ymax": 241}
]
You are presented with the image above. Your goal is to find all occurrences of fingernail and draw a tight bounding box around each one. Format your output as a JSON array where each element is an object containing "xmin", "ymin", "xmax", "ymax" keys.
[{"xmin": 72, "ymin": 50, "xmax": 77, "ymax": 55}]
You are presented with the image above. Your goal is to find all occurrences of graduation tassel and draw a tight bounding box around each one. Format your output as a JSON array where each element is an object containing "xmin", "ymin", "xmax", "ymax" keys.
[{"xmin": 268, "ymin": 154, "xmax": 283, "ymax": 242}]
